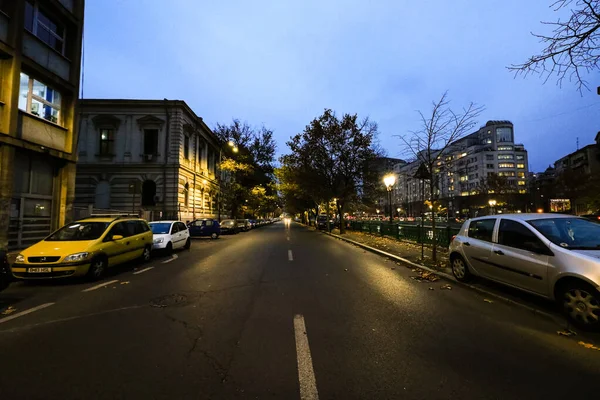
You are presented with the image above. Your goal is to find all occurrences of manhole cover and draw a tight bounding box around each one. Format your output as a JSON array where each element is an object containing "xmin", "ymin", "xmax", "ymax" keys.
[{"xmin": 150, "ymin": 294, "xmax": 188, "ymax": 308}]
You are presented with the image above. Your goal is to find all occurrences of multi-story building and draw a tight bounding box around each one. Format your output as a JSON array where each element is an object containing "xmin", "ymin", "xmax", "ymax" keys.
[
  {"xmin": 74, "ymin": 99, "xmax": 222, "ymax": 222},
  {"xmin": 395, "ymin": 121, "xmax": 530, "ymax": 217},
  {"xmin": 0, "ymin": 0, "xmax": 84, "ymax": 250}
]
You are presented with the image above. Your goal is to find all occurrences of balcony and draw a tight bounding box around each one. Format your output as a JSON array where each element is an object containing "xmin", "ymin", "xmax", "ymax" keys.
[
  {"xmin": 22, "ymin": 32, "xmax": 70, "ymax": 81},
  {"xmin": 18, "ymin": 112, "xmax": 68, "ymax": 151}
]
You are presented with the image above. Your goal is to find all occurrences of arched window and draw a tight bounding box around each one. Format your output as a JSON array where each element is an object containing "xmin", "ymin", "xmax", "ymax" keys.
[
  {"xmin": 183, "ymin": 183, "xmax": 189, "ymax": 207},
  {"xmin": 142, "ymin": 180, "xmax": 156, "ymax": 206},
  {"xmin": 95, "ymin": 180, "xmax": 111, "ymax": 209}
]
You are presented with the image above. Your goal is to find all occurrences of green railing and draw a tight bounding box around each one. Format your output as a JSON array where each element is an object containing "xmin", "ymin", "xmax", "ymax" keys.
[{"xmin": 347, "ymin": 221, "xmax": 460, "ymax": 247}]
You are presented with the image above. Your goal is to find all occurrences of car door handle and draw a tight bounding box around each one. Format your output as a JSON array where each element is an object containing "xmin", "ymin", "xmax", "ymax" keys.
[
  {"xmin": 494, "ymin": 250, "xmax": 504, "ymax": 255},
  {"xmin": 126, "ymin": 241, "xmax": 130, "ymax": 245},
  {"xmin": 463, "ymin": 242, "xmax": 471, "ymax": 246}
]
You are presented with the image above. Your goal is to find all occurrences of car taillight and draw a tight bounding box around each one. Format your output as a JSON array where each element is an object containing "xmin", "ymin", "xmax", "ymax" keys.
[{"xmin": 450, "ymin": 235, "xmax": 457, "ymax": 243}]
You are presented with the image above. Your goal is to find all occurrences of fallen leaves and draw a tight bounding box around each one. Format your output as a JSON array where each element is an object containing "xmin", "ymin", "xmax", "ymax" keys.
[
  {"xmin": 410, "ymin": 270, "xmax": 440, "ymax": 283},
  {"xmin": 578, "ymin": 341, "xmax": 600, "ymax": 351},
  {"xmin": 557, "ymin": 329, "xmax": 577, "ymax": 337},
  {"xmin": 1, "ymin": 306, "xmax": 16, "ymax": 315},
  {"xmin": 440, "ymin": 284, "xmax": 452, "ymax": 290},
  {"xmin": 483, "ymin": 299, "xmax": 494, "ymax": 304}
]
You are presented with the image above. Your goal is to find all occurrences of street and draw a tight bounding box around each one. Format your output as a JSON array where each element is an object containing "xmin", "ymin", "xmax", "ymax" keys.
[{"xmin": 1, "ymin": 222, "xmax": 599, "ymax": 399}]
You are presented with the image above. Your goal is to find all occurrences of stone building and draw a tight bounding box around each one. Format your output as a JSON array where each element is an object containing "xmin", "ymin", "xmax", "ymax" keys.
[
  {"xmin": 74, "ymin": 99, "xmax": 221, "ymax": 222},
  {"xmin": 0, "ymin": 0, "xmax": 84, "ymax": 250}
]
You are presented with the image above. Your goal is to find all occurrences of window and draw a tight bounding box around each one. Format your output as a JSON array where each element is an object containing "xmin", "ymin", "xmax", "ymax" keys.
[
  {"xmin": 141, "ymin": 180, "xmax": 156, "ymax": 206},
  {"xmin": 496, "ymin": 127, "xmax": 513, "ymax": 143},
  {"xmin": 469, "ymin": 219, "xmax": 496, "ymax": 242},
  {"xmin": 460, "ymin": 175, "xmax": 468, "ymax": 182},
  {"xmin": 183, "ymin": 183, "xmax": 189, "ymax": 207},
  {"xmin": 177, "ymin": 222, "xmax": 188, "ymax": 231},
  {"xmin": 519, "ymin": 189, "xmax": 526, "ymax": 194},
  {"xmin": 517, "ymin": 172, "xmax": 525, "ymax": 178},
  {"xmin": 461, "ymin": 192, "xmax": 469, "ymax": 196},
  {"xmin": 498, "ymin": 145, "xmax": 513, "ymax": 151},
  {"xmin": 24, "ymin": 1, "xmax": 65, "ymax": 54},
  {"xmin": 516, "ymin": 155, "xmax": 525, "ymax": 160},
  {"xmin": 498, "ymin": 219, "xmax": 546, "ymax": 253},
  {"xmin": 518, "ymin": 181, "xmax": 526, "ymax": 186},
  {"xmin": 18, "ymin": 73, "xmax": 61, "ymax": 124},
  {"xmin": 170, "ymin": 223, "xmax": 179, "ymax": 235},
  {"xmin": 486, "ymin": 154, "xmax": 494, "ymax": 161},
  {"xmin": 517, "ymin": 163, "xmax": 525, "ymax": 169},
  {"xmin": 99, "ymin": 129, "xmax": 114, "ymax": 155},
  {"xmin": 184, "ymin": 135, "xmax": 190, "ymax": 159},
  {"xmin": 497, "ymin": 154, "xmax": 514, "ymax": 160},
  {"xmin": 486, "ymin": 164, "xmax": 494, "ymax": 169},
  {"xmin": 498, "ymin": 171, "xmax": 515, "ymax": 177},
  {"xmin": 498, "ymin": 163, "xmax": 515, "ymax": 169},
  {"xmin": 144, "ymin": 129, "xmax": 158, "ymax": 155},
  {"xmin": 205, "ymin": 220, "xmax": 213, "ymax": 227},
  {"xmin": 107, "ymin": 222, "xmax": 130, "ymax": 240}
]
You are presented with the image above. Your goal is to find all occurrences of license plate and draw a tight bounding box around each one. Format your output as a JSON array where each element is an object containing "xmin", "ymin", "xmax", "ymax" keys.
[{"xmin": 28, "ymin": 267, "xmax": 52, "ymax": 273}]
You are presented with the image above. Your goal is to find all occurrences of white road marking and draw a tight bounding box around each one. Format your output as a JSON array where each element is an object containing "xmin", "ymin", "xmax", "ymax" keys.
[
  {"xmin": 287, "ymin": 236, "xmax": 290, "ymax": 241},
  {"xmin": 294, "ymin": 314, "xmax": 319, "ymax": 400},
  {"xmin": 162, "ymin": 254, "xmax": 179, "ymax": 264},
  {"xmin": 0, "ymin": 303, "xmax": 55, "ymax": 324},
  {"xmin": 288, "ymin": 250, "xmax": 294, "ymax": 261},
  {"xmin": 133, "ymin": 266, "xmax": 154, "ymax": 275},
  {"xmin": 82, "ymin": 280, "xmax": 119, "ymax": 292}
]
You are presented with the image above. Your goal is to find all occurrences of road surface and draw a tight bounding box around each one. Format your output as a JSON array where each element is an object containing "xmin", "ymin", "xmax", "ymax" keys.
[{"xmin": 0, "ymin": 222, "xmax": 598, "ymax": 399}]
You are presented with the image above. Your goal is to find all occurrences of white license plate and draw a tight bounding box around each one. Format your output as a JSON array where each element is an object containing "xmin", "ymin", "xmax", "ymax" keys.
[{"xmin": 28, "ymin": 267, "xmax": 52, "ymax": 273}]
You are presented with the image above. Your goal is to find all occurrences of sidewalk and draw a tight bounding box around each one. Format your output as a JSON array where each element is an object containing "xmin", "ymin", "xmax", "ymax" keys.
[{"xmin": 329, "ymin": 228, "xmax": 451, "ymax": 274}]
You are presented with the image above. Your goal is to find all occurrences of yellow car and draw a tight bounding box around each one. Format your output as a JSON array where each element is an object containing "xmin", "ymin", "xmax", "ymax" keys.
[{"xmin": 11, "ymin": 215, "xmax": 153, "ymax": 281}]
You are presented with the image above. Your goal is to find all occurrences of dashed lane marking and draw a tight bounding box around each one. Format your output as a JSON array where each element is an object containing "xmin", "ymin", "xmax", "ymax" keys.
[
  {"xmin": 82, "ymin": 280, "xmax": 119, "ymax": 292},
  {"xmin": 162, "ymin": 254, "xmax": 179, "ymax": 264},
  {"xmin": 294, "ymin": 314, "xmax": 319, "ymax": 400},
  {"xmin": 0, "ymin": 303, "xmax": 55, "ymax": 324},
  {"xmin": 288, "ymin": 250, "xmax": 294, "ymax": 261},
  {"xmin": 133, "ymin": 266, "xmax": 155, "ymax": 275}
]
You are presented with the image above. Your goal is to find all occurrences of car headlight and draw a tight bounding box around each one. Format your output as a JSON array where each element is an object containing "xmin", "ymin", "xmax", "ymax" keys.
[
  {"xmin": 15, "ymin": 254, "xmax": 24, "ymax": 263},
  {"xmin": 154, "ymin": 238, "xmax": 164, "ymax": 244},
  {"xmin": 63, "ymin": 252, "xmax": 89, "ymax": 262}
]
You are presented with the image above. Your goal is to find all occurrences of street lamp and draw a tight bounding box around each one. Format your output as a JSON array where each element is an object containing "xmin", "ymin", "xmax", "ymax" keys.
[
  {"xmin": 228, "ymin": 140, "xmax": 238, "ymax": 153},
  {"xmin": 488, "ymin": 199, "xmax": 497, "ymax": 215},
  {"xmin": 383, "ymin": 174, "xmax": 396, "ymax": 223}
]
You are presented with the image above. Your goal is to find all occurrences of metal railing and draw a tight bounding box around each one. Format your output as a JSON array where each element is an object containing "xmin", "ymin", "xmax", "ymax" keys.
[{"xmin": 347, "ymin": 221, "xmax": 461, "ymax": 247}]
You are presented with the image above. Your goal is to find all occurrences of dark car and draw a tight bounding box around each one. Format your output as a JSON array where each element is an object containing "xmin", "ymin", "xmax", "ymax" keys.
[
  {"xmin": 220, "ymin": 219, "xmax": 239, "ymax": 234},
  {"xmin": 188, "ymin": 219, "xmax": 221, "ymax": 239},
  {"xmin": 316, "ymin": 215, "xmax": 329, "ymax": 230},
  {"xmin": 0, "ymin": 250, "xmax": 11, "ymax": 292}
]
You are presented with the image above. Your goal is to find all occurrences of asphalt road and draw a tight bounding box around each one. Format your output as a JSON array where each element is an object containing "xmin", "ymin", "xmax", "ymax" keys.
[{"xmin": 1, "ymin": 222, "xmax": 599, "ymax": 399}]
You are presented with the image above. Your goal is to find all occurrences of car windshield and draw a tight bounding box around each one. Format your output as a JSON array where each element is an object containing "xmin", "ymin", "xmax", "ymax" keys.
[
  {"xmin": 46, "ymin": 222, "xmax": 109, "ymax": 241},
  {"xmin": 150, "ymin": 223, "xmax": 172, "ymax": 234},
  {"xmin": 528, "ymin": 218, "xmax": 600, "ymax": 250}
]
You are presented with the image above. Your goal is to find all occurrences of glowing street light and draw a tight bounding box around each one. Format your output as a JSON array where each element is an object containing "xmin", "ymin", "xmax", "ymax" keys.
[
  {"xmin": 383, "ymin": 174, "xmax": 396, "ymax": 224},
  {"xmin": 488, "ymin": 199, "xmax": 497, "ymax": 215}
]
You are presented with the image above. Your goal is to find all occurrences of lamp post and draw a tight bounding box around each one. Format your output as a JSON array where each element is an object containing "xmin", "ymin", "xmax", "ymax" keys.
[
  {"xmin": 488, "ymin": 199, "xmax": 497, "ymax": 215},
  {"xmin": 383, "ymin": 174, "xmax": 396, "ymax": 224}
]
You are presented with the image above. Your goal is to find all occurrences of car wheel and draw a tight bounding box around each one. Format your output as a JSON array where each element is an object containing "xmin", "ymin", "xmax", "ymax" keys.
[
  {"xmin": 560, "ymin": 281, "xmax": 600, "ymax": 330},
  {"xmin": 211, "ymin": 232, "xmax": 218, "ymax": 239},
  {"xmin": 87, "ymin": 257, "xmax": 107, "ymax": 281},
  {"xmin": 140, "ymin": 246, "xmax": 152, "ymax": 262},
  {"xmin": 166, "ymin": 242, "xmax": 173, "ymax": 255},
  {"xmin": 184, "ymin": 238, "xmax": 191, "ymax": 250},
  {"xmin": 451, "ymin": 254, "xmax": 472, "ymax": 282}
]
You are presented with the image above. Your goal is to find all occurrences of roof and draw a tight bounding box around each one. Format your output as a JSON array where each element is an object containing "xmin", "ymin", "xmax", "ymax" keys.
[{"xmin": 485, "ymin": 120, "xmax": 513, "ymax": 126}]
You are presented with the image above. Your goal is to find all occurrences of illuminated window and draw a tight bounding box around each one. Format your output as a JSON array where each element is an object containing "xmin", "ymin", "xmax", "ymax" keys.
[
  {"xmin": 99, "ymin": 129, "xmax": 114, "ymax": 155},
  {"xmin": 460, "ymin": 175, "xmax": 468, "ymax": 182},
  {"xmin": 516, "ymin": 155, "xmax": 525, "ymax": 160},
  {"xmin": 498, "ymin": 146, "xmax": 513, "ymax": 151},
  {"xmin": 496, "ymin": 127, "xmax": 513, "ymax": 143},
  {"xmin": 517, "ymin": 163, "xmax": 525, "ymax": 169},
  {"xmin": 517, "ymin": 172, "xmax": 525, "ymax": 178},
  {"xmin": 519, "ymin": 189, "xmax": 526, "ymax": 194},
  {"xmin": 497, "ymin": 154, "xmax": 514, "ymax": 160},
  {"xmin": 461, "ymin": 192, "xmax": 469, "ymax": 196},
  {"xmin": 498, "ymin": 163, "xmax": 515, "ymax": 169},
  {"xmin": 498, "ymin": 172, "xmax": 515, "ymax": 177},
  {"xmin": 518, "ymin": 181, "xmax": 525, "ymax": 186},
  {"xmin": 18, "ymin": 72, "xmax": 61, "ymax": 124}
]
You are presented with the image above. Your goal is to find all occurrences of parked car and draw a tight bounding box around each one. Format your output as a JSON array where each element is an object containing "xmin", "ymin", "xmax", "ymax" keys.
[
  {"xmin": 316, "ymin": 215, "xmax": 329, "ymax": 230},
  {"xmin": 11, "ymin": 215, "xmax": 153, "ymax": 281},
  {"xmin": 237, "ymin": 219, "xmax": 251, "ymax": 232},
  {"xmin": 0, "ymin": 249, "xmax": 11, "ymax": 292},
  {"xmin": 188, "ymin": 219, "xmax": 221, "ymax": 239},
  {"xmin": 248, "ymin": 219, "xmax": 257, "ymax": 229},
  {"xmin": 220, "ymin": 219, "xmax": 239, "ymax": 234},
  {"xmin": 149, "ymin": 221, "xmax": 191, "ymax": 253},
  {"xmin": 449, "ymin": 213, "xmax": 600, "ymax": 329}
]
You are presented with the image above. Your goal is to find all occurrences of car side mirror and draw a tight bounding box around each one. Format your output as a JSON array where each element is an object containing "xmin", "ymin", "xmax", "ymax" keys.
[
  {"xmin": 524, "ymin": 241, "xmax": 553, "ymax": 256},
  {"xmin": 111, "ymin": 234, "xmax": 124, "ymax": 241}
]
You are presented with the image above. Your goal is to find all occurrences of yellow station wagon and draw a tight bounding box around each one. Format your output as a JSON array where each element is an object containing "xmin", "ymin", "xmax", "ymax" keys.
[{"xmin": 11, "ymin": 215, "xmax": 153, "ymax": 281}]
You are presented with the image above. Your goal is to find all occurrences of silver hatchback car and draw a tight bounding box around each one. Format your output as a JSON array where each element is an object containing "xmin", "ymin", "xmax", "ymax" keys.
[{"xmin": 449, "ymin": 213, "xmax": 600, "ymax": 329}]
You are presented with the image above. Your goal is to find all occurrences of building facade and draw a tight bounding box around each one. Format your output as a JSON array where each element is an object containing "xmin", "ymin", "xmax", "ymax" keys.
[
  {"xmin": 394, "ymin": 121, "xmax": 530, "ymax": 217},
  {"xmin": 0, "ymin": 0, "xmax": 84, "ymax": 250},
  {"xmin": 75, "ymin": 100, "xmax": 221, "ymax": 222}
]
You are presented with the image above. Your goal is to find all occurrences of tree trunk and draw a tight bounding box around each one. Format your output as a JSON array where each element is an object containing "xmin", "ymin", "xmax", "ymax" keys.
[
  {"xmin": 326, "ymin": 201, "xmax": 331, "ymax": 232},
  {"xmin": 430, "ymin": 180, "xmax": 437, "ymax": 263},
  {"xmin": 337, "ymin": 202, "xmax": 345, "ymax": 234}
]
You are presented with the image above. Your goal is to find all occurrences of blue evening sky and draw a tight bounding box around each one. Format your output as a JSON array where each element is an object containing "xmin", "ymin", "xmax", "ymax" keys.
[{"xmin": 83, "ymin": 0, "xmax": 599, "ymax": 172}]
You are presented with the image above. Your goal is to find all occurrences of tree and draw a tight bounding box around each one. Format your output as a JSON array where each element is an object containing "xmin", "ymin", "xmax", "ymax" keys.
[
  {"xmin": 399, "ymin": 92, "xmax": 484, "ymax": 262},
  {"xmin": 275, "ymin": 162, "xmax": 317, "ymax": 223},
  {"xmin": 477, "ymin": 173, "xmax": 514, "ymax": 195},
  {"xmin": 285, "ymin": 109, "xmax": 379, "ymax": 233},
  {"xmin": 509, "ymin": 0, "xmax": 600, "ymax": 92},
  {"xmin": 214, "ymin": 120, "xmax": 277, "ymax": 219}
]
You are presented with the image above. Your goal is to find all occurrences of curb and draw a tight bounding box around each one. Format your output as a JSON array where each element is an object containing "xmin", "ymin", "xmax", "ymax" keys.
[{"xmin": 322, "ymin": 230, "xmax": 562, "ymax": 325}]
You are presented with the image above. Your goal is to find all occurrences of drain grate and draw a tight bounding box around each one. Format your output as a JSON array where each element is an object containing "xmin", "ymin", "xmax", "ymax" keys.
[{"xmin": 150, "ymin": 293, "xmax": 188, "ymax": 308}]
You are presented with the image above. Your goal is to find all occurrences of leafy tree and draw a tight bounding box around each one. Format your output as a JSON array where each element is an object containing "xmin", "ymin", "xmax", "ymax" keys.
[
  {"xmin": 214, "ymin": 120, "xmax": 276, "ymax": 219},
  {"xmin": 510, "ymin": 0, "xmax": 600, "ymax": 92},
  {"xmin": 275, "ymin": 162, "xmax": 317, "ymax": 223},
  {"xmin": 399, "ymin": 92, "xmax": 484, "ymax": 262},
  {"xmin": 286, "ymin": 109, "xmax": 379, "ymax": 233},
  {"xmin": 477, "ymin": 173, "xmax": 515, "ymax": 195}
]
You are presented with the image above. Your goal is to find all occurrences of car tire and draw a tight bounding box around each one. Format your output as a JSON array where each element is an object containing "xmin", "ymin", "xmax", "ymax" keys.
[
  {"xmin": 140, "ymin": 245, "xmax": 152, "ymax": 263},
  {"xmin": 450, "ymin": 254, "xmax": 472, "ymax": 282},
  {"xmin": 184, "ymin": 238, "xmax": 191, "ymax": 250},
  {"xmin": 211, "ymin": 233, "xmax": 218, "ymax": 239},
  {"xmin": 87, "ymin": 257, "xmax": 107, "ymax": 281},
  {"xmin": 166, "ymin": 242, "xmax": 173, "ymax": 255},
  {"xmin": 559, "ymin": 280, "xmax": 600, "ymax": 331}
]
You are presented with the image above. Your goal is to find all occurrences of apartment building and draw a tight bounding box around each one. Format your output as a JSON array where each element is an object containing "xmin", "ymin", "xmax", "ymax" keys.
[
  {"xmin": 394, "ymin": 121, "xmax": 529, "ymax": 216},
  {"xmin": 74, "ymin": 99, "xmax": 222, "ymax": 222},
  {"xmin": 0, "ymin": 0, "xmax": 84, "ymax": 250}
]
